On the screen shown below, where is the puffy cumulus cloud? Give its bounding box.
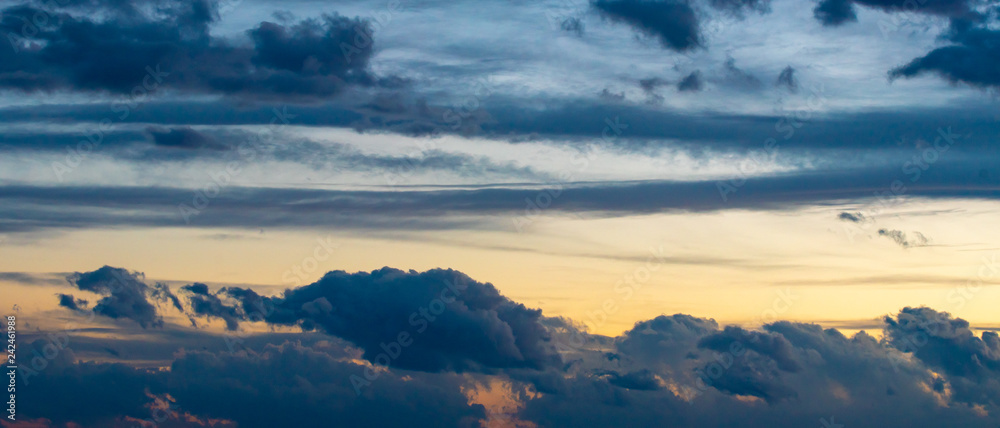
[883,307,1000,407]
[0,0,389,101]
[186,268,561,373]
[614,314,719,367]
[523,309,1000,427]
[16,266,1000,427]
[891,22,1000,89]
[62,266,182,328]
[593,0,702,51]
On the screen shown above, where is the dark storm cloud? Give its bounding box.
[64,266,182,328]
[593,0,702,51]
[676,70,703,91]
[813,0,858,26]
[890,22,1000,89]
[188,268,560,373]
[0,0,386,100]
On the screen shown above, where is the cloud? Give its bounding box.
[64,266,182,328]
[145,127,226,150]
[0,0,389,101]
[593,0,701,52]
[0,272,67,286]
[837,211,868,223]
[180,283,242,330]
[890,23,1000,89]
[878,229,930,248]
[813,0,857,26]
[776,65,798,93]
[603,369,662,390]
[561,16,586,35]
[15,339,485,428]
[187,268,561,373]
[720,56,762,90]
[676,70,703,92]
[0,153,997,234]
[16,266,1000,427]
[56,293,88,311]
[814,0,978,26]
[707,0,771,18]
[852,0,979,18]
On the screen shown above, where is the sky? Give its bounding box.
[1,0,1000,426]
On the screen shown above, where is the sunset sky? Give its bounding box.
[2,0,1000,426]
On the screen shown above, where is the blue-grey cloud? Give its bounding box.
[64,266,182,328]
[593,0,701,51]
[891,21,1000,89]
[0,0,390,100]
[813,0,857,26]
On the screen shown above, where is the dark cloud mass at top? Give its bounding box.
[891,22,1000,89]
[593,0,702,51]
[0,0,385,100]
